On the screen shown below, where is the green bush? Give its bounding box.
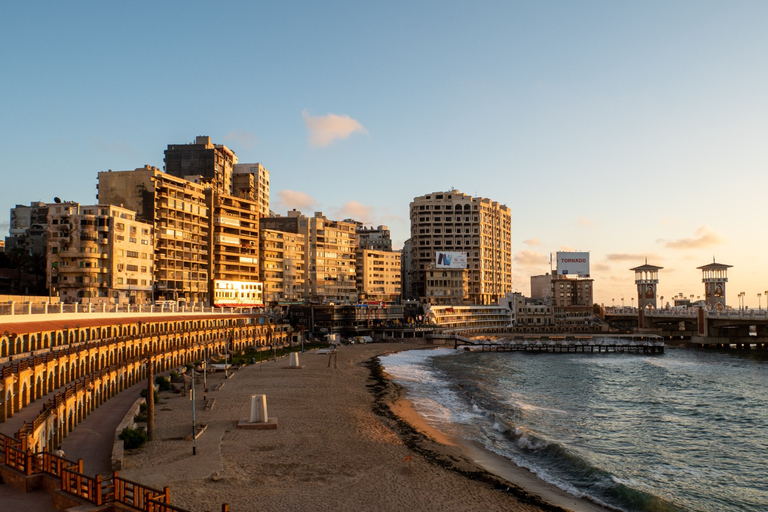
[134,403,148,422]
[120,427,148,450]
[155,375,172,391]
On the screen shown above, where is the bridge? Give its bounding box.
[605,307,768,347]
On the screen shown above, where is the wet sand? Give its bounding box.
[119,342,612,512]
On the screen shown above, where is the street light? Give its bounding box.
[759,293,762,311]
[190,365,197,455]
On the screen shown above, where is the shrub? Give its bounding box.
[134,403,148,422]
[155,375,172,391]
[120,427,148,450]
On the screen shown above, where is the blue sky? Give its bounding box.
[3,1,768,307]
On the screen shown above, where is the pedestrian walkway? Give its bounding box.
[0,376,156,512]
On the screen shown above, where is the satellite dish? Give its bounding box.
[54,197,62,203]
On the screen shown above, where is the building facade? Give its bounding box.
[164,136,237,195]
[5,201,49,256]
[355,249,401,303]
[423,264,468,305]
[260,228,306,304]
[47,203,153,305]
[207,191,262,307]
[233,163,270,217]
[530,273,553,302]
[261,211,357,303]
[408,189,512,305]
[551,276,594,327]
[355,225,393,251]
[97,166,209,304]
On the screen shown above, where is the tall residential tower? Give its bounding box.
[408,189,512,305]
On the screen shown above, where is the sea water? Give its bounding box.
[380,346,768,512]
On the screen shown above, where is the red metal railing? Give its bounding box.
[0,439,229,512]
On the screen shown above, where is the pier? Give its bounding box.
[427,333,664,354]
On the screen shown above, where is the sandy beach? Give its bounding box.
[119,342,612,512]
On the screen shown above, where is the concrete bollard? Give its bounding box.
[238,394,278,429]
[249,394,268,423]
[289,352,300,367]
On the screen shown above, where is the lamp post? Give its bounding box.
[225,329,233,379]
[759,293,762,311]
[144,351,154,442]
[190,365,196,455]
[660,295,664,310]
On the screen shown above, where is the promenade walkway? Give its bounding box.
[0,376,148,511]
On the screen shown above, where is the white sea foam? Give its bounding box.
[381,348,482,430]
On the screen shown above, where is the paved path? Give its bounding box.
[62,379,147,476]
[0,379,148,511]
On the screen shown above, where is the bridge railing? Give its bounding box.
[1,445,228,512]
[0,301,264,318]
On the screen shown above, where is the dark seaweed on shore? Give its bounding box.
[365,357,570,512]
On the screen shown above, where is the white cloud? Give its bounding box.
[522,238,541,246]
[333,201,375,223]
[275,190,317,213]
[606,253,662,262]
[302,110,368,147]
[514,250,549,267]
[661,226,724,249]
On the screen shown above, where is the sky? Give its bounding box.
[2,1,768,308]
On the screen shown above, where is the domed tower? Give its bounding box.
[697,258,732,310]
[630,260,663,309]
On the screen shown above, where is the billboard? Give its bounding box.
[556,251,590,277]
[435,251,467,269]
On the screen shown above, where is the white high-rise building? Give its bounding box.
[408,189,512,305]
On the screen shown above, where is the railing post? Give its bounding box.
[95,474,103,505]
[25,449,33,475]
[10,302,14,316]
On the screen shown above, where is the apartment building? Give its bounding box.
[530,273,553,302]
[356,249,401,303]
[355,224,393,251]
[551,276,595,327]
[5,201,49,256]
[424,264,468,305]
[233,163,270,217]
[207,191,262,307]
[97,166,209,304]
[47,203,153,305]
[164,136,237,195]
[408,189,512,305]
[260,228,306,304]
[262,210,357,303]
